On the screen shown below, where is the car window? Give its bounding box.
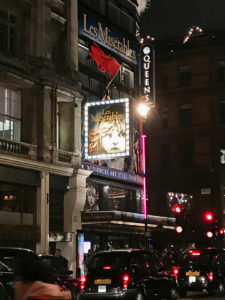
[130,252,143,267]
[181,250,214,267]
[0,249,37,271]
[88,252,130,270]
[0,260,12,272]
[142,252,162,272]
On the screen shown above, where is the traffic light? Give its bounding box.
[175,225,183,234]
[206,231,213,238]
[172,204,182,214]
[203,211,214,222]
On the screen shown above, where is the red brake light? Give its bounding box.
[208,272,213,281]
[172,267,179,277]
[80,276,86,290]
[103,265,111,270]
[122,274,130,289]
[191,250,201,256]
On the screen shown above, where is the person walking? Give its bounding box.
[55,249,69,270]
[13,256,71,300]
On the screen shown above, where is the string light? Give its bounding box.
[183,25,203,44]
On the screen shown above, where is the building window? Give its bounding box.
[0,84,21,141]
[179,143,195,168]
[179,66,191,86]
[160,145,171,169]
[179,104,192,127]
[0,183,36,225]
[218,61,225,81]
[121,11,133,33]
[161,73,168,88]
[220,101,225,123]
[161,108,168,128]
[220,149,225,164]
[78,43,89,67]
[0,9,19,56]
[108,2,120,25]
[121,67,134,88]
[91,0,105,15]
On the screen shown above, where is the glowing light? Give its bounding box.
[137,102,150,119]
[141,133,147,219]
[206,231,213,238]
[183,25,203,44]
[176,226,183,233]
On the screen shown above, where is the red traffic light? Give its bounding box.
[204,211,214,222]
[175,225,183,233]
[206,231,213,238]
[219,229,224,235]
[173,204,182,214]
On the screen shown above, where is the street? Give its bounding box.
[180,292,218,300]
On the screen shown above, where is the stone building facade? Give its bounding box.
[146,30,225,238]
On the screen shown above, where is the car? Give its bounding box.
[78,249,177,300]
[39,254,80,300]
[0,247,39,298]
[177,248,225,297]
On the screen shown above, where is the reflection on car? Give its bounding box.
[177,248,225,297]
[78,249,177,300]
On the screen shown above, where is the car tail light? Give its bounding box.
[172,267,179,277]
[208,272,213,281]
[80,276,86,290]
[103,265,111,270]
[190,250,201,256]
[122,274,130,289]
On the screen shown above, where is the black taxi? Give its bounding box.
[78,249,177,300]
[177,248,225,297]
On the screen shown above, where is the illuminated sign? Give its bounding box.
[79,8,138,64]
[82,163,143,185]
[84,98,129,159]
[140,43,155,106]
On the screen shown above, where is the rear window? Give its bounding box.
[88,252,130,270]
[181,250,216,266]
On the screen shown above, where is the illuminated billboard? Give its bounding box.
[84,98,129,159]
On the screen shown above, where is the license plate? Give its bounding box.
[186,271,200,276]
[95,279,111,284]
[98,285,106,293]
[189,276,196,283]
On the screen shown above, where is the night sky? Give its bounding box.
[140,0,225,39]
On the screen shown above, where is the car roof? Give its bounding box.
[0,247,35,253]
[93,249,145,254]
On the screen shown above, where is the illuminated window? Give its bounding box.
[179,66,191,86]
[0,9,19,56]
[179,104,192,127]
[220,149,225,164]
[0,85,21,141]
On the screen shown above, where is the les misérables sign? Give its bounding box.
[79,7,138,65]
[140,43,155,107]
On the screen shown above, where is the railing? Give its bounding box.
[0,138,37,159]
[52,148,81,166]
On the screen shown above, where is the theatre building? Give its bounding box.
[77,0,174,273]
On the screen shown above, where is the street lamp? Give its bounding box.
[137,101,150,248]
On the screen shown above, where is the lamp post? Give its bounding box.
[137,101,150,248]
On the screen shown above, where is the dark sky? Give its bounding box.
[140,0,225,39]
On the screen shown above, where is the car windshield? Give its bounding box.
[181,250,216,267]
[88,252,130,271]
[0,249,37,271]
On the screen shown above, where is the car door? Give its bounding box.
[142,251,171,297]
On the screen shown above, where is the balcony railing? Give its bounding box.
[0,138,37,160]
[52,148,81,166]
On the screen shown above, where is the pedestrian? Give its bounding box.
[13,256,71,300]
[55,248,69,270]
